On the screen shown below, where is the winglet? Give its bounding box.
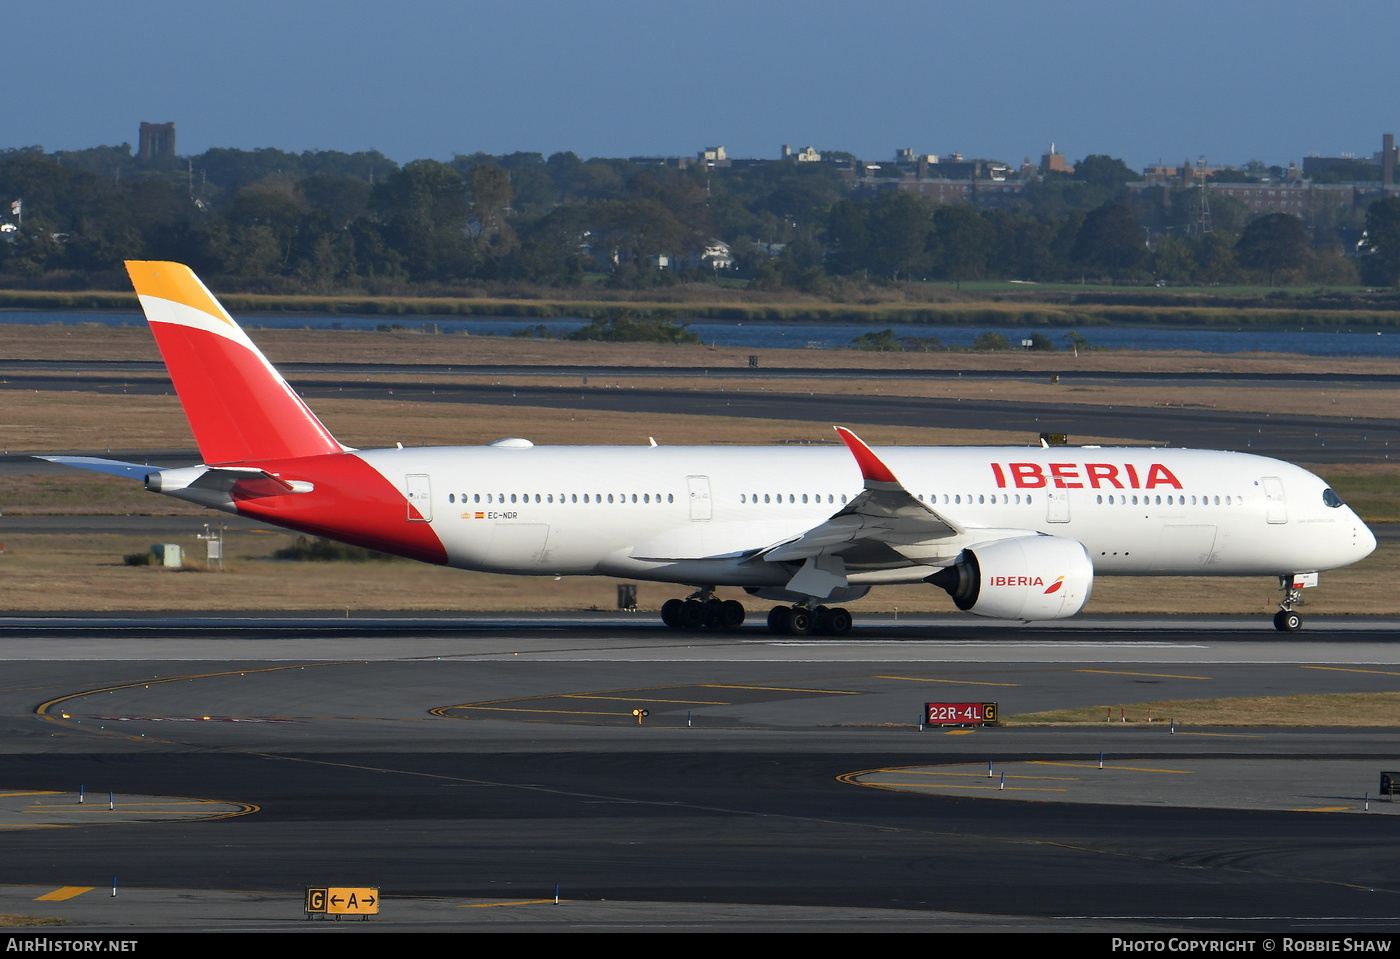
[835,427,900,485]
[125,261,344,465]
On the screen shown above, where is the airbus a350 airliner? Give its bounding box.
[48,261,1376,634]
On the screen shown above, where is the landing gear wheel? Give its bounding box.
[717,600,746,629]
[786,607,812,636]
[678,599,706,630]
[660,598,683,628]
[825,607,853,636]
[1273,609,1302,632]
[767,605,791,634]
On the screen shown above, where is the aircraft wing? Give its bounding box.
[747,428,965,596]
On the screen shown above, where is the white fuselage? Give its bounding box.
[348,443,1374,587]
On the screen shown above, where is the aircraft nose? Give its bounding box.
[1356,520,1378,560]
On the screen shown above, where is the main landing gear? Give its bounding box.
[765,604,853,637]
[660,589,745,631]
[658,590,855,636]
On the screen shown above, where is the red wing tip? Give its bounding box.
[834,427,899,484]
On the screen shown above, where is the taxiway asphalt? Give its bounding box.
[1,615,1399,932]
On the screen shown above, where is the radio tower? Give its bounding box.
[1192,155,1213,235]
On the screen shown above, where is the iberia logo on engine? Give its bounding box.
[987,575,1067,594]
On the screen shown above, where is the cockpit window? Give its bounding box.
[1322,488,1345,508]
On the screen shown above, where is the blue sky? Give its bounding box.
[11,1,1397,170]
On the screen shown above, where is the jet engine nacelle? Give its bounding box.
[927,535,1093,620]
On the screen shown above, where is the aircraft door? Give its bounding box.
[1262,477,1287,524]
[406,474,432,522]
[1046,489,1070,523]
[686,475,712,521]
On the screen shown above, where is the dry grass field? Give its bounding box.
[1007,692,1400,726]
[2,324,1396,615]
[0,530,1390,616]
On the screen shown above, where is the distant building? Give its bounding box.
[1302,154,1379,181]
[628,155,694,168]
[1040,144,1073,174]
[895,148,939,165]
[1202,182,1325,214]
[698,146,729,168]
[851,171,1026,208]
[701,240,733,270]
[1130,133,1400,222]
[1302,133,1398,185]
[138,122,176,160]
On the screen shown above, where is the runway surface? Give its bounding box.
[2,614,1400,932]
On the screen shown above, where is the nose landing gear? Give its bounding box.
[1273,573,1317,631]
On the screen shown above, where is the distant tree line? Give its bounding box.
[0,142,1393,294]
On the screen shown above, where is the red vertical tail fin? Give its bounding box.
[125,261,344,464]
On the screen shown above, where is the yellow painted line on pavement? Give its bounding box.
[459,899,558,908]
[35,887,93,901]
[702,684,858,694]
[0,791,61,798]
[877,675,1020,686]
[563,695,729,704]
[894,770,1081,781]
[460,706,628,717]
[1295,806,1352,813]
[876,782,1068,793]
[25,807,223,814]
[29,800,227,808]
[1303,666,1400,677]
[1029,761,1194,774]
[1075,669,1211,680]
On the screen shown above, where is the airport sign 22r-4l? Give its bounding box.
[924,703,997,726]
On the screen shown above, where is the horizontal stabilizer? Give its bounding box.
[147,465,314,498]
[40,455,161,479]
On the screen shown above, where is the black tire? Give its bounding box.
[678,599,706,630]
[826,607,853,636]
[767,605,791,634]
[1274,609,1303,632]
[787,607,812,636]
[660,598,683,628]
[718,600,746,629]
